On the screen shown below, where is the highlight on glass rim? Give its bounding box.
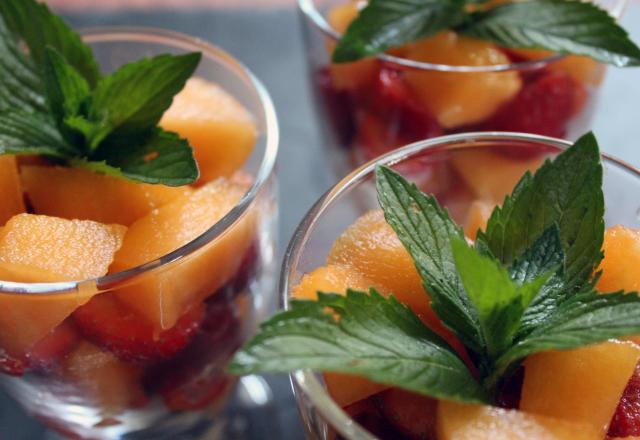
[0,0,638,439]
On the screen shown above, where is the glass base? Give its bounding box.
[42,375,280,440]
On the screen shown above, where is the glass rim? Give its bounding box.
[0,26,279,296]
[281,131,640,440]
[297,0,628,73]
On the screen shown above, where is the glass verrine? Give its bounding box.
[299,0,629,177]
[281,132,640,439]
[0,27,278,440]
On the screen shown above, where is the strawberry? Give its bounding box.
[609,361,640,437]
[354,67,441,161]
[376,388,438,440]
[0,321,80,376]
[0,348,24,376]
[145,293,244,411]
[482,70,585,139]
[316,67,357,146]
[73,294,205,364]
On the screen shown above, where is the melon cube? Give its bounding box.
[520,341,640,437]
[160,77,257,183]
[510,49,606,87]
[437,400,601,440]
[597,225,640,293]
[0,214,125,354]
[21,166,188,226]
[326,2,378,91]
[404,32,522,129]
[292,263,389,407]
[64,342,145,414]
[111,177,255,329]
[452,149,544,204]
[0,156,25,226]
[464,200,494,241]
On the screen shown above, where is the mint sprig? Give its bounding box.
[230,289,489,404]
[231,132,640,405]
[0,0,201,186]
[333,0,640,67]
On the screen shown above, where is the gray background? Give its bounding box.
[1,4,639,438]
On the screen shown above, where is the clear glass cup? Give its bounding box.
[280,132,640,439]
[0,27,279,439]
[298,0,629,177]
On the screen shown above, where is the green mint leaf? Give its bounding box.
[375,165,485,357]
[0,111,74,158]
[333,0,467,63]
[42,47,91,148]
[496,290,640,373]
[510,226,568,338]
[79,128,199,186]
[230,289,489,404]
[0,0,99,85]
[89,53,201,151]
[0,16,46,114]
[451,238,551,362]
[478,132,604,292]
[459,0,640,67]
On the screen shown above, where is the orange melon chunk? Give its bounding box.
[64,342,144,415]
[327,210,430,319]
[291,264,389,407]
[437,401,601,440]
[291,264,388,406]
[111,177,255,329]
[0,156,25,226]
[21,166,189,226]
[520,341,640,437]
[326,2,378,91]
[510,49,606,87]
[160,77,257,183]
[464,199,494,240]
[404,32,522,129]
[597,225,640,293]
[0,214,125,354]
[452,149,544,204]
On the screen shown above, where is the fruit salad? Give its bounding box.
[0,2,277,438]
[231,132,640,439]
[302,0,638,173]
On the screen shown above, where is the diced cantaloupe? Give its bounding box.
[64,342,145,414]
[464,199,494,240]
[452,149,544,204]
[0,156,25,226]
[510,49,606,87]
[404,32,522,129]
[520,341,640,437]
[0,214,125,354]
[111,177,255,329]
[21,166,189,226]
[292,264,389,406]
[437,400,601,440]
[597,225,640,293]
[291,263,376,300]
[326,209,470,365]
[326,2,378,90]
[160,78,257,183]
[327,210,430,318]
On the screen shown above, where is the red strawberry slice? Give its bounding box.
[482,70,585,139]
[0,321,80,376]
[73,294,205,364]
[376,388,438,440]
[609,361,640,437]
[354,67,442,161]
[316,67,357,146]
[0,349,24,376]
[144,294,244,411]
